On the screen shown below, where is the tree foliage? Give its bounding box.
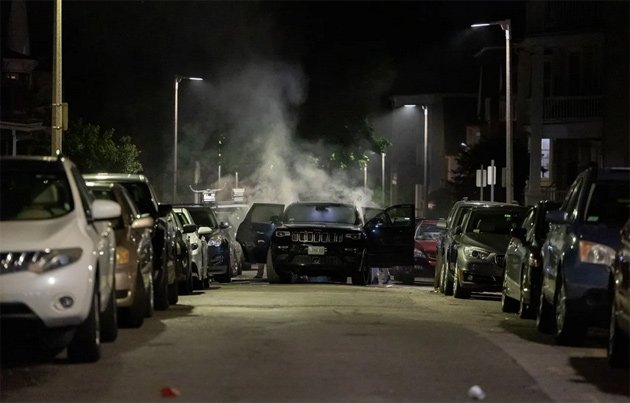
[63,119,143,173]
[327,117,391,171]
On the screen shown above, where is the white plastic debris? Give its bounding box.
[468,385,486,400]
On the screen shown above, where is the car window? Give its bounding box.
[118,182,157,217]
[583,180,630,225]
[562,176,582,221]
[251,205,285,224]
[187,208,218,228]
[175,211,191,225]
[1,168,73,221]
[283,204,358,225]
[415,221,443,240]
[466,210,526,235]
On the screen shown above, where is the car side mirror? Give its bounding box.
[198,226,212,236]
[131,216,154,230]
[436,220,447,229]
[182,223,197,234]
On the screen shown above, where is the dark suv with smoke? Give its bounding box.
[259,202,415,284]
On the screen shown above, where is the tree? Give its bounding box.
[327,117,391,173]
[63,119,143,173]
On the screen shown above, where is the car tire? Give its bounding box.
[536,286,555,333]
[554,276,586,345]
[168,278,179,305]
[443,263,454,296]
[100,280,118,342]
[608,298,629,368]
[145,274,154,318]
[453,272,470,299]
[67,292,100,363]
[437,259,446,293]
[154,265,170,311]
[266,250,282,284]
[351,250,371,286]
[120,270,146,328]
[519,268,534,319]
[179,267,194,295]
[501,274,519,313]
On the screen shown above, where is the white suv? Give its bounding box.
[0,156,121,363]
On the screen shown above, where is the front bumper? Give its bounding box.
[270,244,363,277]
[456,260,504,292]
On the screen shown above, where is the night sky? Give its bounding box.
[3,0,527,193]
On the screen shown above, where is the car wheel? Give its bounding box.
[145,274,154,318]
[437,259,446,293]
[536,285,554,333]
[214,251,233,283]
[501,274,519,313]
[168,277,179,305]
[179,266,194,295]
[266,250,282,284]
[67,292,100,363]
[443,263,454,296]
[351,250,371,286]
[120,270,146,328]
[554,277,586,345]
[608,298,629,368]
[153,265,170,311]
[518,268,534,319]
[453,271,470,299]
[100,280,118,342]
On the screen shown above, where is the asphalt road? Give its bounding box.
[1,269,628,402]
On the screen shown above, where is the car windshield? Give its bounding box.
[214,206,247,225]
[187,208,218,228]
[117,182,156,217]
[415,221,444,240]
[284,204,358,225]
[1,162,74,221]
[465,210,526,235]
[584,180,630,225]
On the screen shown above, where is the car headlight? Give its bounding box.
[116,246,130,266]
[27,248,83,273]
[345,233,361,240]
[207,236,223,247]
[579,240,615,266]
[275,230,291,238]
[463,247,491,260]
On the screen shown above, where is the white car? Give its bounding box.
[172,207,211,288]
[0,156,121,363]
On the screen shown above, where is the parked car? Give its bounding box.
[162,209,196,294]
[609,218,630,367]
[0,156,120,362]
[236,203,285,267]
[262,202,415,284]
[446,205,528,298]
[178,204,239,283]
[173,207,211,288]
[502,200,560,318]
[436,200,518,295]
[391,219,444,284]
[537,166,630,345]
[83,173,179,309]
[87,182,155,327]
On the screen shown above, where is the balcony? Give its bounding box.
[542,96,602,123]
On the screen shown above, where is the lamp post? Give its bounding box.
[471,19,513,203]
[381,152,386,206]
[173,75,203,202]
[422,105,429,217]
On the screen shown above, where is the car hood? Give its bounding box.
[458,232,511,253]
[281,223,363,232]
[0,213,89,251]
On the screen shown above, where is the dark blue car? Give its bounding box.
[537,166,630,345]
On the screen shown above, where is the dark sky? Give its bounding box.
[3,0,526,182]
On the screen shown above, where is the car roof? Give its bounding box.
[83,173,150,183]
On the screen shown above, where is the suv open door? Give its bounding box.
[236,203,284,264]
[364,204,415,268]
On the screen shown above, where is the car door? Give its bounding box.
[236,203,284,264]
[364,204,415,268]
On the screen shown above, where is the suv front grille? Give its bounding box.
[495,255,506,268]
[291,231,343,243]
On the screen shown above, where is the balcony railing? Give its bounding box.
[542,96,602,123]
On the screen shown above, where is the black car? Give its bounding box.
[501,200,560,318]
[446,205,528,299]
[609,217,630,367]
[262,202,415,285]
[537,166,629,345]
[84,174,179,309]
[236,203,285,266]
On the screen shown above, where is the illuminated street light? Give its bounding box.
[471,19,513,203]
[173,75,203,201]
[422,105,429,217]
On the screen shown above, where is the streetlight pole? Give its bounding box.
[471,19,513,203]
[422,105,429,217]
[173,75,203,202]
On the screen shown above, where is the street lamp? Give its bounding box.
[173,75,203,202]
[471,19,513,203]
[422,105,429,217]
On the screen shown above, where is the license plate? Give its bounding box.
[307,246,326,255]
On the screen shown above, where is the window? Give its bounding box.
[541,138,551,180]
